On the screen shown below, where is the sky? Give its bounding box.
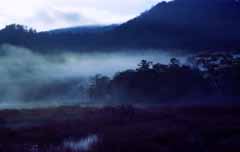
[0,0,169,31]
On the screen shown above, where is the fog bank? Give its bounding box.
[0,44,177,108]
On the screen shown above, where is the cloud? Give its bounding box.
[0,0,168,31]
[27,9,97,30]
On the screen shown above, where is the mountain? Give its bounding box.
[48,25,118,34]
[113,0,240,50]
[0,0,240,52]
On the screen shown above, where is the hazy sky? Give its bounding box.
[0,0,169,31]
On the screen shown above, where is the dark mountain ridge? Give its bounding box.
[0,0,240,53]
[115,0,240,50]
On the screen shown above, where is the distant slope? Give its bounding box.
[48,25,118,34]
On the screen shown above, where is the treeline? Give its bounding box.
[0,24,111,53]
[88,52,240,103]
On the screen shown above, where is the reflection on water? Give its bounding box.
[64,134,98,151]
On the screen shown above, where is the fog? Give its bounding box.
[0,44,177,109]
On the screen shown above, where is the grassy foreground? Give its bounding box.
[0,104,240,152]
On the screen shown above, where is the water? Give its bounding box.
[64,134,98,151]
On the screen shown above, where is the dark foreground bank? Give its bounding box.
[0,104,240,152]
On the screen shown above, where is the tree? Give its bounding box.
[170,58,181,67]
[137,60,153,72]
[187,52,239,94]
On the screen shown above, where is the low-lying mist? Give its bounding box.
[0,44,178,109]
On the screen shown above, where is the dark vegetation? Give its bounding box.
[1,49,238,104]
[0,105,240,152]
[11,51,240,103]
[88,52,240,103]
[1,0,240,52]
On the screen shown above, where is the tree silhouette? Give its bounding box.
[137,60,153,72]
